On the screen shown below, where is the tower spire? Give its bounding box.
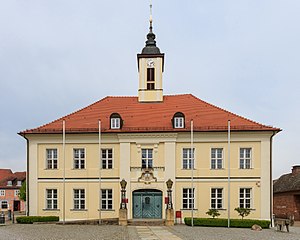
[141,0,160,54]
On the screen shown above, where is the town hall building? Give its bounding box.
[20,11,280,223]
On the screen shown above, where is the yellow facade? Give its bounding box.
[26,131,273,221]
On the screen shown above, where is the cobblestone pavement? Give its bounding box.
[1,224,300,240]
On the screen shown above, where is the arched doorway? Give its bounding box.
[132,189,162,219]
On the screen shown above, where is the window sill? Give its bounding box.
[210,168,224,170]
[181,168,196,170]
[98,209,115,212]
[180,209,198,211]
[72,169,86,170]
[44,168,58,170]
[70,209,88,211]
[239,168,253,170]
[43,209,60,211]
[212,208,227,211]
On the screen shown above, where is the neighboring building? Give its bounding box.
[19,13,280,222]
[0,169,26,212]
[273,165,300,220]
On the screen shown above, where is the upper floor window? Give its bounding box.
[182,148,194,169]
[73,148,85,169]
[101,189,113,210]
[7,181,12,186]
[211,148,223,169]
[239,188,252,209]
[211,188,223,209]
[142,149,153,169]
[102,149,113,169]
[74,189,85,210]
[17,181,22,186]
[0,190,5,196]
[182,188,194,209]
[1,200,8,209]
[172,112,185,129]
[46,189,58,209]
[15,190,20,197]
[46,149,58,169]
[240,148,252,169]
[110,113,122,129]
[147,68,155,90]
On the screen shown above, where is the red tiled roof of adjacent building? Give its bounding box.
[0,170,26,189]
[19,94,280,134]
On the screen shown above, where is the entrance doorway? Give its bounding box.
[14,200,20,211]
[133,189,162,219]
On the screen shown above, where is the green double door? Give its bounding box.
[133,190,162,219]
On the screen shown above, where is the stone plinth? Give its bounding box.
[119,209,128,226]
[165,208,174,226]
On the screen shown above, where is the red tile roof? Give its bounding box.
[20,94,280,134]
[0,170,26,188]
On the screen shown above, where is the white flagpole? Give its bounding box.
[227,120,231,228]
[98,120,102,225]
[191,120,194,227]
[62,120,66,224]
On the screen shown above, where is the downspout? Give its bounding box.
[21,134,29,216]
[270,131,276,226]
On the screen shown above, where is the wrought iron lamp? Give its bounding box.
[120,179,127,209]
[166,179,173,209]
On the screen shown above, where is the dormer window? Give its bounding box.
[7,181,12,186]
[110,113,123,129]
[172,112,185,129]
[17,181,22,186]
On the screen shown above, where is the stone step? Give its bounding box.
[128,219,165,226]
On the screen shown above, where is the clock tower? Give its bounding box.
[137,5,164,102]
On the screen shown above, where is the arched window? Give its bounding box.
[110,113,123,129]
[172,112,185,129]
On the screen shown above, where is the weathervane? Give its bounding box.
[149,0,153,32]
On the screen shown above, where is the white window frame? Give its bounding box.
[182,188,195,209]
[7,181,12,186]
[17,181,22,186]
[101,149,113,169]
[15,190,20,197]
[101,189,113,210]
[111,118,120,129]
[211,188,223,209]
[73,148,85,169]
[1,200,8,209]
[239,188,252,209]
[211,148,223,169]
[46,148,58,169]
[182,148,195,169]
[174,117,184,128]
[46,189,58,209]
[240,148,252,169]
[0,190,5,196]
[141,149,153,169]
[73,189,85,210]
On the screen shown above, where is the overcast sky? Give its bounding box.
[0,0,299,179]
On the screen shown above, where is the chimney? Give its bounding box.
[292,165,300,175]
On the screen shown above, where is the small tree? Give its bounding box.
[234,207,251,219]
[18,181,26,201]
[206,209,220,219]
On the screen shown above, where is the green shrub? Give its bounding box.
[206,209,221,218]
[234,207,251,219]
[184,218,270,229]
[16,216,59,224]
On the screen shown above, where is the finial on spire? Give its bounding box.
[149,0,153,32]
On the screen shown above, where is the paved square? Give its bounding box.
[1,224,300,240]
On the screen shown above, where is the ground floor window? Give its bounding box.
[74,189,85,210]
[1,200,8,209]
[239,188,252,208]
[182,188,194,209]
[46,189,58,209]
[211,188,223,209]
[101,189,113,210]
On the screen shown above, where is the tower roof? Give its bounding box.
[141,2,161,54]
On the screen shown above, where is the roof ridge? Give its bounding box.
[189,94,278,129]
